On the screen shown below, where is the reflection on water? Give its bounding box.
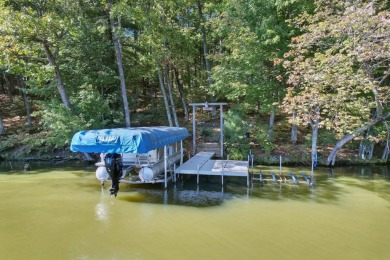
[0,162,389,259]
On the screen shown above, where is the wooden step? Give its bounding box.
[197,143,221,157]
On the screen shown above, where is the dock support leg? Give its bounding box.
[192,105,196,156]
[220,104,224,158]
[221,172,224,186]
[173,164,176,183]
[164,145,167,189]
[180,140,184,165]
[197,164,200,185]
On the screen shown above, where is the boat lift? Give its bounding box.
[70,126,190,196]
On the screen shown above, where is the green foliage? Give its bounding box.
[252,122,275,156]
[1,0,387,162]
[223,107,251,160]
[224,107,251,143]
[226,147,246,161]
[318,129,337,146]
[305,129,338,147]
[200,127,212,138]
[208,0,311,113]
[282,0,390,138]
[33,86,111,148]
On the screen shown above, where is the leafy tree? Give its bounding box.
[281,0,390,165]
[223,107,251,160]
[107,0,131,127]
[208,0,313,141]
[0,0,130,150]
[0,0,80,110]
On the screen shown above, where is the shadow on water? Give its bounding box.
[116,174,339,207]
[119,176,232,207]
[0,160,95,176]
[117,165,390,207]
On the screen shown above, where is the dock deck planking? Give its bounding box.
[175,151,249,186]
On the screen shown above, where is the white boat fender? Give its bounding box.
[96,166,109,185]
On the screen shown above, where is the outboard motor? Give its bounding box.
[104,153,122,197]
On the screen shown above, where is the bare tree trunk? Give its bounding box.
[156,63,173,127]
[164,64,179,127]
[107,0,131,127]
[17,76,32,127]
[173,67,189,120]
[197,1,212,87]
[327,111,390,166]
[42,42,72,111]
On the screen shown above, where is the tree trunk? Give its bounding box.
[268,107,275,140]
[197,1,212,87]
[359,139,374,160]
[327,133,356,166]
[164,64,179,127]
[372,86,383,117]
[156,63,173,127]
[149,80,156,116]
[17,76,32,127]
[3,73,13,104]
[327,111,390,166]
[310,108,320,167]
[0,76,5,94]
[382,121,389,160]
[173,67,189,120]
[42,42,72,111]
[0,116,4,134]
[291,109,298,143]
[358,139,364,158]
[108,0,131,127]
[186,64,192,90]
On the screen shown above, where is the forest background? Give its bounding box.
[0,0,389,166]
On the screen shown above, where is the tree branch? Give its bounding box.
[327,111,390,166]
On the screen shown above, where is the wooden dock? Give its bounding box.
[174,152,250,186]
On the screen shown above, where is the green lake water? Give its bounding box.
[0,162,389,260]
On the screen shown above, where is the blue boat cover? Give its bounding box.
[70,126,189,154]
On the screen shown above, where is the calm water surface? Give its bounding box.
[0,162,389,260]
